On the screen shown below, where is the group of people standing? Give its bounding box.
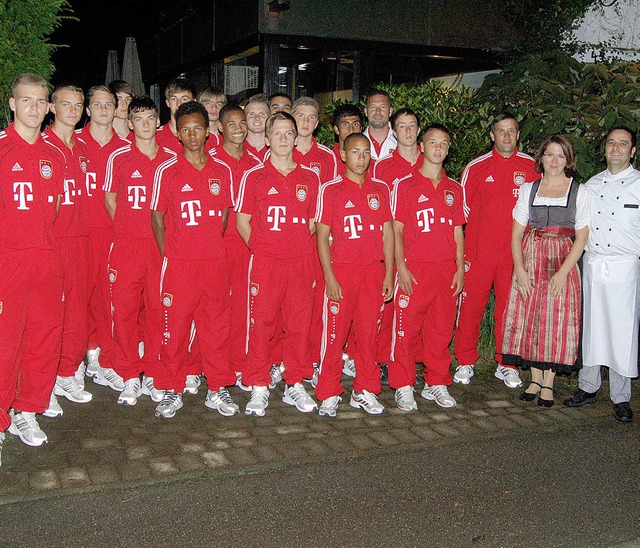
[0,71,637,468]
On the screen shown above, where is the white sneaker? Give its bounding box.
[154,390,183,419]
[245,386,270,417]
[319,395,341,418]
[55,375,93,403]
[453,364,475,385]
[283,382,318,413]
[269,363,283,389]
[8,411,47,446]
[140,376,165,402]
[205,388,240,416]
[342,357,356,378]
[43,392,64,418]
[93,366,125,391]
[350,390,385,415]
[395,385,418,412]
[235,372,252,392]
[421,384,457,408]
[118,378,141,406]
[183,375,201,395]
[495,365,523,388]
[86,348,100,377]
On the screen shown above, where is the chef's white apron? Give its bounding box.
[582,252,640,377]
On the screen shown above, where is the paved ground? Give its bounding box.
[1,364,635,506]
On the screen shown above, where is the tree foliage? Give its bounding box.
[477,52,640,181]
[0,0,72,127]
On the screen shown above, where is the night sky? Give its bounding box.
[50,0,178,90]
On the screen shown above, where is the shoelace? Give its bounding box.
[396,386,414,401]
[250,389,269,405]
[358,391,379,405]
[217,388,234,404]
[288,386,308,402]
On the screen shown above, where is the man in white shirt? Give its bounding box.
[363,89,396,164]
[564,126,639,423]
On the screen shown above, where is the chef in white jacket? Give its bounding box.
[564,126,639,422]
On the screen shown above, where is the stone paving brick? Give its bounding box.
[301,439,333,456]
[231,438,257,448]
[388,428,420,444]
[542,409,572,421]
[207,440,232,451]
[447,420,483,436]
[486,415,519,431]
[149,458,180,475]
[81,438,119,450]
[410,425,444,441]
[274,425,309,436]
[346,433,379,451]
[431,423,463,438]
[363,417,387,428]
[385,415,414,428]
[323,436,355,454]
[407,414,432,425]
[58,466,92,488]
[86,464,120,484]
[29,469,61,490]
[469,409,490,417]
[508,413,540,428]
[366,430,401,447]
[428,412,453,422]
[473,418,499,431]
[127,445,152,460]
[485,400,513,409]
[181,442,207,454]
[225,448,260,467]
[202,451,232,468]
[251,445,283,462]
[556,407,591,420]
[117,460,153,481]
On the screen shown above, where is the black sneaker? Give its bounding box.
[563,388,597,407]
[613,402,633,423]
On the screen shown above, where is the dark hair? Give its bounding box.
[218,104,245,123]
[164,78,197,101]
[174,101,208,128]
[343,132,370,151]
[128,95,158,118]
[365,88,391,105]
[265,111,298,136]
[490,112,519,133]
[108,80,133,97]
[606,125,637,150]
[268,92,292,105]
[391,108,419,131]
[332,103,364,129]
[534,134,577,177]
[423,123,450,139]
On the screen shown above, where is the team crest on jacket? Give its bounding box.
[368,194,380,210]
[444,190,455,206]
[398,295,410,308]
[329,301,340,315]
[296,184,308,202]
[209,179,221,195]
[40,160,53,179]
[162,293,173,307]
[514,172,526,186]
[80,157,87,173]
[108,269,117,283]
[250,282,259,297]
[309,162,321,175]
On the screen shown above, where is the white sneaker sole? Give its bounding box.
[282,394,318,413]
[318,407,337,418]
[421,390,456,408]
[245,407,267,417]
[204,400,239,416]
[117,395,139,406]
[43,408,63,418]
[453,376,471,385]
[396,402,418,412]
[154,401,183,419]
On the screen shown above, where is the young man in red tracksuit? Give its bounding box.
[105,96,176,406]
[0,74,65,456]
[197,86,226,150]
[236,112,319,417]
[79,85,130,388]
[390,124,465,410]
[373,108,424,380]
[453,113,537,388]
[155,78,197,153]
[211,104,261,387]
[292,96,339,381]
[243,94,270,163]
[314,133,394,417]
[44,84,93,415]
[151,101,238,419]
[332,104,364,177]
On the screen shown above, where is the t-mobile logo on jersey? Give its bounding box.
[127,186,147,209]
[416,208,435,232]
[13,182,34,210]
[61,179,77,205]
[85,171,97,196]
[267,205,286,231]
[343,214,363,239]
[512,188,520,198]
[181,200,202,226]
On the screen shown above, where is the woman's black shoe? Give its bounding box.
[538,385,554,407]
[519,381,542,402]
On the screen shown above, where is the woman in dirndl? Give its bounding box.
[501,134,590,407]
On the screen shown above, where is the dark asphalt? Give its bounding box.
[0,418,637,547]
